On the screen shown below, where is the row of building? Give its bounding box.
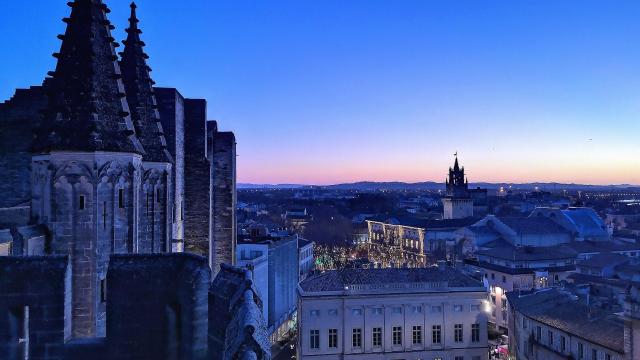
[342,157,640,359]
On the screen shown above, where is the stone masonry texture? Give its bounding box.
[183,99,211,254]
[0,87,47,208]
[208,122,237,275]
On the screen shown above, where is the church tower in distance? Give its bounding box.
[442,155,474,219]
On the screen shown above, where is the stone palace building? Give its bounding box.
[297,265,489,360]
[0,1,266,359]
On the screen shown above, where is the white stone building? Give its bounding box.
[237,234,299,342]
[506,288,640,360]
[297,266,489,360]
[299,237,315,281]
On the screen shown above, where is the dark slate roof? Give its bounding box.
[477,241,576,261]
[119,2,172,163]
[466,258,575,275]
[35,0,144,154]
[506,289,625,353]
[562,208,608,238]
[614,262,640,277]
[567,273,636,289]
[469,225,501,237]
[0,230,12,244]
[576,253,629,270]
[424,217,480,230]
[16,224,49,239]
[499,217,569,235]
[560,240,640,254]
[368,216,479,230]
[300,267,482,292]
[298,237,313,249]
[287,214,311,220]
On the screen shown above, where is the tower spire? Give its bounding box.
[120,1,173,163]
[35,0,144,154]
[453,152,460,172]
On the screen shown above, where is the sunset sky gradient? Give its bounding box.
[1,0,639,185]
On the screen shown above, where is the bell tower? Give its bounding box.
[442,154,474,219]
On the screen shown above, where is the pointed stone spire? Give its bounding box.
[35,0,144,154]
[453,155,460,172]
[119,2,173,163]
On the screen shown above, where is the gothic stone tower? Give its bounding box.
[29,0,166,338]
[442,155,474,219]
[120,2,173,253]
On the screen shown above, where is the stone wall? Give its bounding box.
[0,256,70,360]
[0,87,47,209]
[208,121,237,274]
[31,153,144,338]
[106,253,210,360]
[155,87,185,251]
[183,99,211,255]
[0,255,270,360]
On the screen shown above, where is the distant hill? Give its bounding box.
[238,181,640,191]
[237,183,307,189]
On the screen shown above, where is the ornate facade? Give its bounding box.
[367,220,426,268]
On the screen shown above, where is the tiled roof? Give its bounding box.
[567,273,636,289]
[0,229,12,244]
[300,267,482,292]
[561,240,640,254]
[368,216,479,230]
[478,241,575,261]
[506,289,625,354]
[499,217,569,235]
[469,225,501,237]
[562,208,608,237]
[466,259,575,275]
[424,218,480,229]
[16,224,48,239]
[576,253,629,270]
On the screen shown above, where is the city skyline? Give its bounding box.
[2,0,639,185]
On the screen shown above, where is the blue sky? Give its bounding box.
[1,1,639,184]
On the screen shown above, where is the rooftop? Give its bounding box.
[424,217,480,230]
[561,240,640,254]
[237,234,297,246]
[567,273,636,289]
[562,208,608,237]
[300,266,483,293]
[506,289,625,354]
[477,241,576,262]
[576,252,630,270]
[298,237,314,249]
[368,216,479,230]
[499,217,569,235]
[466,258,575,275]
